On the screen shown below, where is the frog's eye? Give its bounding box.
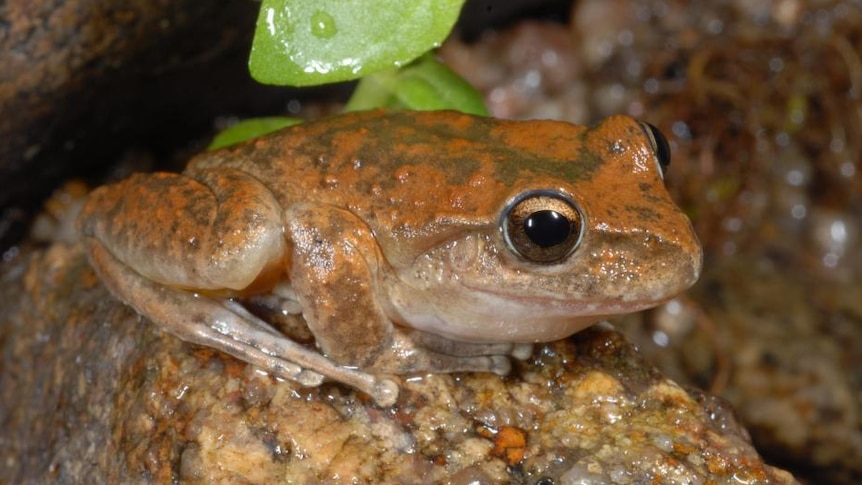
[639,121,671,178]
[502,192,584,264]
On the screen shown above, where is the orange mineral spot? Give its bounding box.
[490,426,527,466]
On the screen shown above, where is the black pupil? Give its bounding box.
[523,210,571,248]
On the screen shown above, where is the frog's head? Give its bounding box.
[389,116,702,343]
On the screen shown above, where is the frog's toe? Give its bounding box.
[370,378,400,407]
[489,355,513,376]
[295,369,325,387]
[511,343,534,360]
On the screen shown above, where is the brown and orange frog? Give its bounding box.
[77,110,702,406]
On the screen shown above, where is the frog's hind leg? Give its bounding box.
[77,170,288,294]
[77,167,403,406]
[84,240,400,406]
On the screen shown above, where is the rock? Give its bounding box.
[624,257,862,485]
[0,0,293,213]
[0,243,798,484]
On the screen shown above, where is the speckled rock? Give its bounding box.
[0,243,798,484]
[622,257,862,485]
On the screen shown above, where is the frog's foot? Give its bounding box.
[85,242,400,407]
[406,330,534,362]
[363,328,520,377]
[206,300,400,406]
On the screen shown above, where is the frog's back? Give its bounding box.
[186,110,594,216]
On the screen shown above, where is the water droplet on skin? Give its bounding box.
[310,10,337,39]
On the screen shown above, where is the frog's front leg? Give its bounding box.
[285,203,519,376]
[78,169,398,406]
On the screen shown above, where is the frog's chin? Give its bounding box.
[401,309,603,343]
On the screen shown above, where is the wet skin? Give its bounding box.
[78,110,702,406]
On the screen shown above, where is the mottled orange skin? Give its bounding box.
[77,109,701,406]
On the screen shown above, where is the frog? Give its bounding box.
[77,109,702,406]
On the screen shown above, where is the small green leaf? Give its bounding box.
[250,0,466,86]
[345,55,488,115]
[209,117,303,150]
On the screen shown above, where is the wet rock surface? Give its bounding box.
[0,244,797,484]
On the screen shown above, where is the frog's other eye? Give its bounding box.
[502,192,584,264]
[639,121,671,178]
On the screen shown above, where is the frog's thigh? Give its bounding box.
[83,239,400,406]
[285,204,513,375]
[79,169,286,292]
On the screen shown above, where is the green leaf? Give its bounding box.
[208,117,303,150]
[345,55,487,115]
[249,0,466,86]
